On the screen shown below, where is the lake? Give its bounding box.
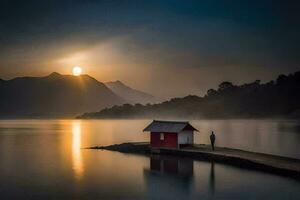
[0,119,300,199]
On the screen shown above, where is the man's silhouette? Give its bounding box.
[210,131,216,151]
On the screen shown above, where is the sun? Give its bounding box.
[72,66,82,76]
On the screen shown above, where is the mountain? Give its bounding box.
[105,80,158,104]
[79,71,300,119]
[0,72,125,117]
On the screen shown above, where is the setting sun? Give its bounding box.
[72,66,82,76]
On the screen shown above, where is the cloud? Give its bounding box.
[0,0,299,97]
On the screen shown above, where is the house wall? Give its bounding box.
[151,132,178,148]
[178,131,194,145]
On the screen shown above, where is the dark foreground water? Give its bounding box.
[0,119,300,199]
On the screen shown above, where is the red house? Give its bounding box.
[143,120,198,149]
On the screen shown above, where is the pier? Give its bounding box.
[88,142,300,180]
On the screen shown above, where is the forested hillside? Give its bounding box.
[79,71,300,119]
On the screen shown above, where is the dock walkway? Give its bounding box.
[88,142,300,179]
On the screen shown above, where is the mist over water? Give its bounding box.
[0,119,300,199]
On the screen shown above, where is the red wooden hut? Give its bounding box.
[143,120,198,149]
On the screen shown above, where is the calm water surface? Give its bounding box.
[0,119,300,199]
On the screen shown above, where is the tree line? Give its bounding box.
[79,71,300,119]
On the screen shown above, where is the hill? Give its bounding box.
[79,71,300,119]
[0,72,125,117]
[105,80,158,104]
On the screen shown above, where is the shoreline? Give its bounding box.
[87,142,300,180]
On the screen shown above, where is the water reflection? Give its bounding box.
[143,155,219,199]
[144,155,194,199]
[209,162,215,197]
[1,119,300,199]
[72,121,84,179]
[149,155,194,177]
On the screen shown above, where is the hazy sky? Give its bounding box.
[0,0,299,98]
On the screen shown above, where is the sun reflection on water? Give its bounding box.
[72,121,84,180]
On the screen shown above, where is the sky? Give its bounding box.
[0,0,299,98]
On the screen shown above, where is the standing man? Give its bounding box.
[210,131,216,151]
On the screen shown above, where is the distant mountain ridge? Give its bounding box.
[79,71,300,119]
[0,72,125,117]
[105,80,158,104]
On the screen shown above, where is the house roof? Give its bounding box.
[143,120,198,133]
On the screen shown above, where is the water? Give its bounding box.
[0,119,300,199]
